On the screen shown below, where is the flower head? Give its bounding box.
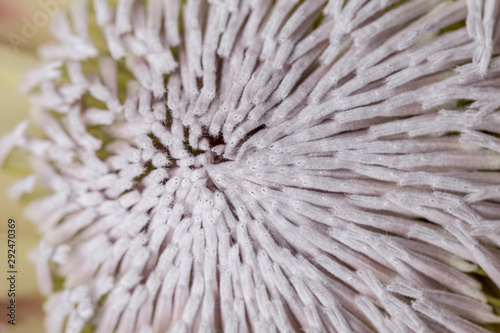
[2,0,500,332]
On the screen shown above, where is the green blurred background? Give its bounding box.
[0,0,60,331]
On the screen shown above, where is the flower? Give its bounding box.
[0,25,47,333]
[2,0,500,332]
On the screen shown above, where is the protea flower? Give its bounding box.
[2,0,500,332]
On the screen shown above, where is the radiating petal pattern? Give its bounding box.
[2,0,500,332]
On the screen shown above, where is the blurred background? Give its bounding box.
[0,0,61,331]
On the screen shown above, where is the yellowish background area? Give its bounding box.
[0,0,59,331]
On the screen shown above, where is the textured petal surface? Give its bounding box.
[2,0,500,332]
